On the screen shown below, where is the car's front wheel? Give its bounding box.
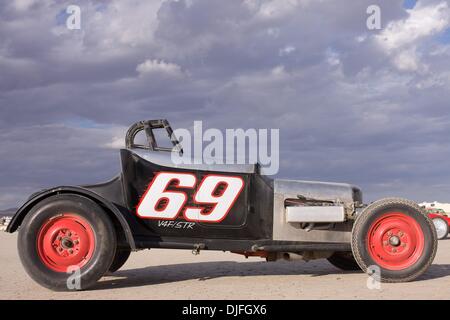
[432,217,449,240]
[351,198,437,283]
[18,194,116,291]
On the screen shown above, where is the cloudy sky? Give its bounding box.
[1,0,450,209]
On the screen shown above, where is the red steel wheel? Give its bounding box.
[366,212,424,271]
[37,214,95,272]
[352,198,437,282]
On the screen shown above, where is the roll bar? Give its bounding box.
[125,119,183,154]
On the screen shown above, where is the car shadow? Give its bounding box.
[418,264,450,281]
[92,260,361,291]
[91,260,450,291]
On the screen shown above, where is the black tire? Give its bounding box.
[327,252,361,271]
[108,248,131,273]
[432,217,449,240]
[352,198,437,283]
[18,194,116,291]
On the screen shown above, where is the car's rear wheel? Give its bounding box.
[327,252,361,271]
[18,194,116,291]
[432,217,449,240]
[351,198,437,283]
[108,248,131,273]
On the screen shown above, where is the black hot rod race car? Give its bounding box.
[7,120,437,290]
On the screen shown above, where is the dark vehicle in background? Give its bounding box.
[6,120,438,290]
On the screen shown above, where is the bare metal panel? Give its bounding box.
[286,206,345,223]
[273,180,357,243]
[275,179,359,203]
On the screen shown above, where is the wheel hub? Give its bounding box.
[388,235,401,247]
[37,214,95,273]
[367,212,425,271]
[61,237,74,250]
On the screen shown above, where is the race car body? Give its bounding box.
[6,120,438,290]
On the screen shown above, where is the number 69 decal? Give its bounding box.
[136,172,244,223]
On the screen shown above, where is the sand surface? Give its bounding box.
[1,231,450,300]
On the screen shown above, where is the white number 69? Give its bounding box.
[137,172,244,223]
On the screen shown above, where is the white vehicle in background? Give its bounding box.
[419,202,450,240]
[419,202,450,213]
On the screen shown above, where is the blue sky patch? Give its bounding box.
[55,8,69,26]
[403,0,417,9]
[64,118,106,129]
[436,28,450,44]
[95,3,108,12]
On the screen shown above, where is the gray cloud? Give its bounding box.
[1,0,450,208]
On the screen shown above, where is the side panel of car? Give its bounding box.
[119,149,274,242]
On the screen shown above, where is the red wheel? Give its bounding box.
[367,212,424,271]
[18,195,117,291]
[37,214,95,272]
[352,198,437,282]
